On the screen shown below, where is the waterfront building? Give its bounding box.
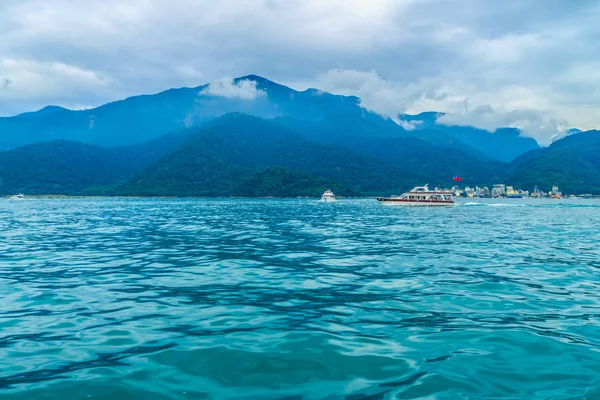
[451,186,464,197]
[492,184,506,197]
[474,186,491,197]
[518,189,530,197]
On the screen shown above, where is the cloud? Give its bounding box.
[0,0,599,142]
[438,106,569,145]
[0,58,111,111]
[314,68,450,122]
[399,120,418,131]
[199,78,266,100]
[313,68,577,143]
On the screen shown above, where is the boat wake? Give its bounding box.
[461,201,600,208]
[462,202,523,207]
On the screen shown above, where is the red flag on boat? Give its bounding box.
[453,175,462,182]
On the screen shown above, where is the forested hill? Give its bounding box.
[0,113,594,197]
[0,113,506,197]
[0,128,192,195]
[502,130,600,194]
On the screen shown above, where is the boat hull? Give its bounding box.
[320,198,336,202]
[377,198,454,206]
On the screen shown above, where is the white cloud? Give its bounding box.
[313,68,574,144]
[438,106,568,145]
[0,0,599,143]
[0,58,112,111]
[199,78,266,100]
[315,68,448,121]
[464,34,541,65]
[399,120,420,131]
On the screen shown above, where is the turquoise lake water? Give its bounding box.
[1,198,600,399]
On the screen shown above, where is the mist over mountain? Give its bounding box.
[551,128,583,143]
[0,75,366,150]
[399,112,540,162]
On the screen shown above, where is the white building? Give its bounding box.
[492,184,506,197]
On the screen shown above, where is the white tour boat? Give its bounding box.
[9,194,24,200]
[320,189,336,202]
[377,185,454,206]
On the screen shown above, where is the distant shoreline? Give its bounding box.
[3,195,599,200]
[2,195,378,199]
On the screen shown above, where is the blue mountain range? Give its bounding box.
[1,75,538,161]
[0,75,595,196]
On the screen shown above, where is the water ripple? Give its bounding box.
[1,198,600,399]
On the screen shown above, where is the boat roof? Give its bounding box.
[408,185,451,193]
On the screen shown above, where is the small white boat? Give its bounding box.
[9,194,24,200]
[377,185,454,206]
[320,189,336,202]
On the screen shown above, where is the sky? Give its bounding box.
[1,0,599,144]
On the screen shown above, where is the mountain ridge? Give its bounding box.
[0,116,597,196]
[1,75,548,163]
[399,112,540,162]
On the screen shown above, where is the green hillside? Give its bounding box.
[1,113,594,197]
[275,114,504,187]
[0,140,127,195]
[0,129,192,196]
[119,113,421,196]
[503,130,600,194]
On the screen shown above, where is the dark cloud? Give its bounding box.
[0,0,598,141]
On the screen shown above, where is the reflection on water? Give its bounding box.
[1,198,600,399]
